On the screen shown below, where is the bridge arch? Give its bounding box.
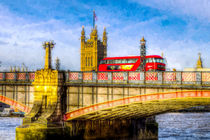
[64,90,210,121]
[0,95,31,113]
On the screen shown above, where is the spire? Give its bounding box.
[81,26,85,36]
[13,66,16,72]
[17,67,20,72]
[93,10,97,29]
[103,27,107,46]
[81,26,85,41]
[196,53,203,69]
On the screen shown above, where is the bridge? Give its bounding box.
[1,70,210,113]
[0,41,209,139]
[0,70,209,139]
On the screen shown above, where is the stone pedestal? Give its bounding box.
[16,69,66,140]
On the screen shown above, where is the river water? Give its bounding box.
[0,113,209,140]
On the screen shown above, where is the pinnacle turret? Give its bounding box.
[103,27,107,46]
[196,53,203,69]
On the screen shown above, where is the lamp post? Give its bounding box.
[140,37,146,71]
[42,41,55,69]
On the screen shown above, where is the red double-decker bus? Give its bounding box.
[98,55,165,71]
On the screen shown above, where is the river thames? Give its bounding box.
[0,113,209,140]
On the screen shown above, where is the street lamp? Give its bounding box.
[140,37,146,71]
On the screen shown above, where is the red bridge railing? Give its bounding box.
[0,72,35,82]
[0,71,209,86]
[66,71,210,86]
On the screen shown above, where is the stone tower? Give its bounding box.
[80,25,107,71]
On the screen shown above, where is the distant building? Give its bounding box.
[80,25,107,71]
[184,53,210,71]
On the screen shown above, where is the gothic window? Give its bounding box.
[85,57,87,66]
[91,56,92,66]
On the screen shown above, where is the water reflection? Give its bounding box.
[156,113,210,139]
[0,113,210,140]
[0,117,22,140]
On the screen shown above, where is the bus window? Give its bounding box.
[100,60,106,64]
[159,59,162,63]
[121,59,127,63]
[156,58,164,63]
[107,60,113,64]
[148,58,152,63]
[115,59,122,64]
[127,59,137,63]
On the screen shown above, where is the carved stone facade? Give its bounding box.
[16,42,66,140]
[80,26,107,71]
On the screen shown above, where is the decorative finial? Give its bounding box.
[81,26,85,36]
[196,52,203,69]
[103,27,106,34]
[140,36,146,43]
[13,66,16,72]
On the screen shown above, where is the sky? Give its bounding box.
[0,0,210,71]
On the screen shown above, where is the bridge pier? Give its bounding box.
[64,117,158,140]
[16,68,67,140]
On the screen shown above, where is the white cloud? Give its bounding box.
[0,5,82,71]
[0,2,210,72]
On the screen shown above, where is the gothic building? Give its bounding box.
[80,25,107,71]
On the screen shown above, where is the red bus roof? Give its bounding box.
[102,55,163,60]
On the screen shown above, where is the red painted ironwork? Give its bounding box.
[69,72,79,80]
[202,72,210,82]
[113,72,124,81]
[163,72,176,81]
[6,73,15,80]
[17,73,26,80]
[97,72,108,80]
[128,72,140,81]
[182,72,196,82]
[0,73,3,80]
[29,73,35,80]
[145,72,158,81]
[64,90,210,121]
[83,72,92,81]
[0,95,31,113]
